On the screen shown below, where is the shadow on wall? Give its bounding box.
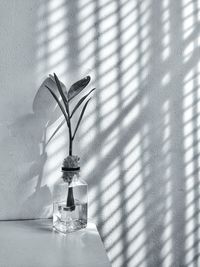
[35,0,200,266]
[0,0,199,266]
[73,0,199,266]
[3,78,62,219]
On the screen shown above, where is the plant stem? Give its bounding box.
[68,123,73,156]
[65,101,75,210]
[66,101,73,156]
[67,186,75,210]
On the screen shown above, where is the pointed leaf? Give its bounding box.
[49,74,67,95]
[68,76,91,102]
[72,98,91,140]
[46,119,65,145]
[45,85,69,127]
[70,88,95,118]
[53,73,70,117]
[53,73,68,103]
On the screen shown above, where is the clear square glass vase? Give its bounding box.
[53,169,88,234]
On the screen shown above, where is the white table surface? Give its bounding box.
[0,219,111,267]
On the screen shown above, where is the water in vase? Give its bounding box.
[53,181,88,234]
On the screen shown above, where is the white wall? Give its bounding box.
[0,0,199,266]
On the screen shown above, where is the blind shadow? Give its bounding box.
[35,0,200,266]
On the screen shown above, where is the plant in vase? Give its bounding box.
[45,73,95,233]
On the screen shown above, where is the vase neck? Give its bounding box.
[62,169,80,183]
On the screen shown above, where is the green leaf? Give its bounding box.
[70,88,95,118]
[46,119,65,145]
[45,85,69,127]
[49,74,67,96]
[53,73,68,103]
[72,98,91,140]
[68,76,91,102]
[53,73,71,118]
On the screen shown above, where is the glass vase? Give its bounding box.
[53,168,88,234]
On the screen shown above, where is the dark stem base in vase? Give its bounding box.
[53,169,88,234]
[53,200,87,233]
